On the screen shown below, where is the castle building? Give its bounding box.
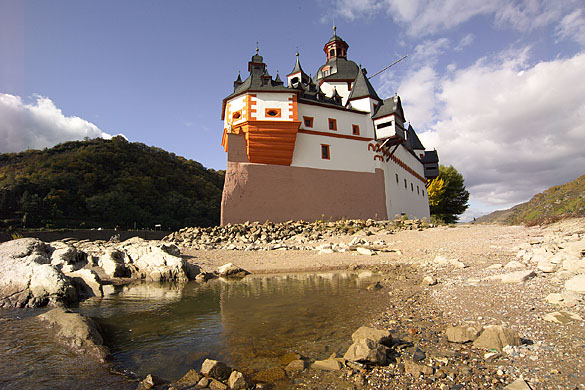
[220,30,439,225]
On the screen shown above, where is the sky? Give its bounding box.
[1,0,584,221]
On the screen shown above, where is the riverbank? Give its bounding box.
[179,219,585,389]
[1,219,583,389]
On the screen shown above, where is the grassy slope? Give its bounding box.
[477,174,585,225]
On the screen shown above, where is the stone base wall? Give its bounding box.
[221,161,388,225]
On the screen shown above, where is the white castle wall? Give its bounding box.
[291,133,374,173]
[319,81,352,105]
[298,103,373,138]
[252,93,294,121]
[224,95,246,129]
[380,147,430,220]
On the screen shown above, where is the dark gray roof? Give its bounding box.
[288,53,311,84]
[372,95,405,120]
[314,57,359,81]
[421,150,439,164]
[347,67,381,101]
[406,124,425,150]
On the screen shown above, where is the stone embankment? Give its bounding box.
[164,218,428,251]
[0,237,200,309]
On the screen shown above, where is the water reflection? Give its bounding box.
[79,271,386,381]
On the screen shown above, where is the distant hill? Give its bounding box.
[476,174,585,225]
[0,137,224,230]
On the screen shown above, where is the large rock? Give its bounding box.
[472,325,521,352]
[227,370,249,390]
[38,308,111,363]
[543,311,583,324]
[500,270,536,283]
[0,238,77,308]
[404,360,434,376]
[545,291,581,307]
[351,326,392,346]
[66,269,103,298]
[344,338,389,365]
[565,274,585,293]
[98,249,126,277]
[445,325,482,343]
[217,263,250,278]
[200,359,232,381]
[504,378,532,390]
[311,356,343,371]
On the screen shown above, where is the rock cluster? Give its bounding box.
[137,359,251,390]
[0,237,200,308]
[164,218,428,251]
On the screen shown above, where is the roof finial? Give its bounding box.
[333,21,337,36]
[256,41,259,55]
[296,46,299,57]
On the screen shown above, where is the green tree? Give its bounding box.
[429,165,469,224]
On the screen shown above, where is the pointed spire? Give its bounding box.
[274,71,283,86]
[287,50,310,84]
[233,71,243,91]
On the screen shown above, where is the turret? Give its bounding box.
[287,51,310,87]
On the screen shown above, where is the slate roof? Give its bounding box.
[314,57,359,82]
[372,95,405,120]
[347,67,381,101]
[406,124,425,150]
[421,150,439,164]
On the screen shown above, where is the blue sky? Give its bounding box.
[1,0,585,220]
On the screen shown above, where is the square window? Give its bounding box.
[352,124,360,135]
[328,118,337,131]
[303,116,313,128]
[321,144,330,159]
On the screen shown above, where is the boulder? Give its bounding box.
[351,326,392,346]
[0,238,77,308]
[98,249,126,277]
[344,338,389,365]
[545,291,581,307]
[537,259,556,273]
[227,370,249,390]
[200,359,232,381]
[504,260,525,269]
[404,360,434,376]
[421,275,438,286]
[137,374,165,390]
[500,270,536,283]
[123,240,192,282]
[472,325,521,352]
[209,378,228,390]
[311,356,343,371]
[357,247,376,256]
[504,378,532,390]
[284,359,305,375]
[66,269,103,298]
[217,263,250,278]
[172,369,201,389]
[565,274,585,293]
[445,325,482,343]
[38,308,111,363]
[562,259,585,273]
[543,311,583,324]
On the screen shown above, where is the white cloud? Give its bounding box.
[0,93,113,153]
[418,50,585,209]
[396,66,439,128]
[455,34,474,51]
[556,9,585,46]
[330,0,584,41]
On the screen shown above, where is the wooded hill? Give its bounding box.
[476,174,585,225]
[0,137,225,230]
